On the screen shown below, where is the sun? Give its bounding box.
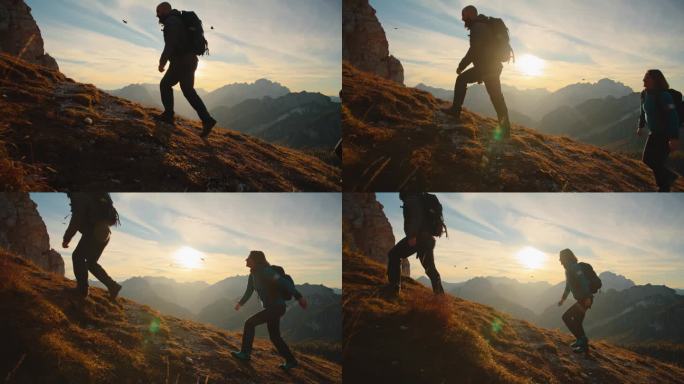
[516,54,545,77]
[173,246,204,269]
[515,246,546,270]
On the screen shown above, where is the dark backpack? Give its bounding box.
[642,89,683,138]
[421,193,448,238]
[578,262,602,294]
[91,194,119,227]
[180,11,209,56]
[483,16,514,63]
[270,265,295,301]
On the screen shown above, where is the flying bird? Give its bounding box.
[210,26,214,30]
[122,19,128,24]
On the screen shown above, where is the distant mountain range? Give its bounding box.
[92,274,341,343]
[108,80,340,151]
[211,92,341,150]
[108,79,289,120]
[416,78,634,126]
[417,271,684,344]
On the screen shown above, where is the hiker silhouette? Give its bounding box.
[442,5,512,140]
[557,248,600,354]
[386,193,446,296]
[155,2,217,137]
[63,193,122,301]
[637,69,681,192]
[231,251,308,372]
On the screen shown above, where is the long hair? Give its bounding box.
[248,250,270,268]
[559,248,578,265]
[646,69,670,90]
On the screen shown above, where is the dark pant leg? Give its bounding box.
[451,67,482,111]
[241,308,272,354]
[387,237,417,287]
[178,56,212,123]
[160,64,181,115]
[266,305,296,362]
[82,235,116,289]
[643,134,674,191]
[483,68,509,123]
[417,235,443,294]
[562,301,587,339]
[71,239,89,293]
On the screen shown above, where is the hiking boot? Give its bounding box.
[108,282,122,302]
[382,284,401,298]
[67,286,88,299]
[440,106,461,120]
[572,337,588,353]
[279,360,298,371]
[153,112,174,124]
[231,351,251,361]
[570,339,580,348]
[200,117,217,138]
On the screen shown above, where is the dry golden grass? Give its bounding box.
[342,247,684,384]
[0,53,339,191]
[342,62,684,191]
[0,249,341,383]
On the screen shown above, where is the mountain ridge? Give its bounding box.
[0,248,341,383]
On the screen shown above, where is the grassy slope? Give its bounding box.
[342,62,684,192]
[343,248,684,384]
[0,54,339,191]
[0,249,341,383]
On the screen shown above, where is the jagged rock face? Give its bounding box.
[0,193,64,275]
[0,0,59,70]
[343,193,409,276]
[343,0,404,85]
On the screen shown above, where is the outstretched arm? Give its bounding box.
[63,196,85,247]
[237,275,255,307]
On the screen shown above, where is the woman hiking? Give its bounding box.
[637,69,681,192]
[231,251,308,371]
[557,249,594,354]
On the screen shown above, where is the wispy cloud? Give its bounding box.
[377,193,684,288]
[371,0,684,91]
[27,0,341,94]
[31,193,341,288]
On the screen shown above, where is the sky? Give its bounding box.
[377,193,684,288]
[27,0,341,95]
[31,193,341,288]
[371,0,684,92]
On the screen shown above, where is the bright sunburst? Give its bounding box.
[515,246,546,270]
[516,54,546,77]
[173,246,205,269]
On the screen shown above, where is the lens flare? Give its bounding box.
[149,317,161,334]
[491,317,504,334]
[515,54,545,77]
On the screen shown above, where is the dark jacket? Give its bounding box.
[639,90,680,139]
[63,193,111,244]
[561,261,592,301]
[401,193,427,238]
[459,15,501,73]
[159,9,190,65]
[238,265,302,308]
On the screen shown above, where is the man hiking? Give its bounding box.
[231,251,308,371]
[557,249,596,354]
[442,5,512,140]
[385,193,445,297]
[155,2,217,137]
[63,193,122,301]
[637,69,681,192]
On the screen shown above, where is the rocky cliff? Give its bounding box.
[0,193,63,275]
[0,0,58,70]
[343,193,409,276]
[343,0,404,84]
